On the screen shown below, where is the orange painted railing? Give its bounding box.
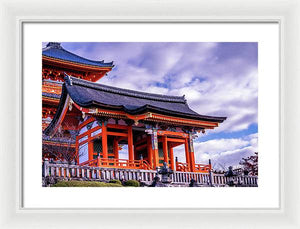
[175,162,191,172]
[194,163,211,173]
[79,158,153,170]
[176,161,211,173]
[79,158,98,167]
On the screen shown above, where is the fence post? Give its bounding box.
[208,159,214,187]
[175,157,178,171]
[43,159,49,177]
[66,165,70,178]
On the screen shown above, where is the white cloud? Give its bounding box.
[94,43,258,135]
[173,134,258,170]
[118,145,128,160]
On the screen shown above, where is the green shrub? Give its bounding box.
[124,180,140,187]
[52,180,122,187]
[109,179,122,185]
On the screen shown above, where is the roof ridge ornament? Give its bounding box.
[182,95,187,103]
[46,42,62,49]
[64,72,73,86]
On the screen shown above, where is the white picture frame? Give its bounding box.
[0,0,299,228]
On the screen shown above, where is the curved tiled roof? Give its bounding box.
[64,74,227,122]
[42,92,61,99]
[67,75,187,103]
[44,74,227,135]
[42,42,114,68]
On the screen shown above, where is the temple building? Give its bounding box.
[44,71,226,172]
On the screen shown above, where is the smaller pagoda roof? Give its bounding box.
[42,92,61,99]
[42,42,114,68]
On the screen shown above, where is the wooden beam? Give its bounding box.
[157,130,188,138]
[134,137,147,146]
[169,142,184,148]
[150,113,219,127]
[77,125,101,139]
[102,122,108,159]
[166,138,186,143]
[88,135,93,161]
[163,136,169,166]
[107,124,128,130]
[184,138,191,170]
[128,125,134,160]
[74,103,220,130]
[107,131,128,137]
[75,135,79,165]
[135,144,147,152]
[78,116,96,130]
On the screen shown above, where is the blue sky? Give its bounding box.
[43,42,258,170]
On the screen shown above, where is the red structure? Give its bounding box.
[42,42,226,173]
[42,42,113,161]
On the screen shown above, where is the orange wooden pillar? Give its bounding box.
[88,134,93,161]
[152,130,159,169]
[169,146,175,171]
[162,136,169,165]
[188,134,195,172]
[127,125,134,161]
[184,138,191,170]
[102,122,108,160]
[153,149,159,168]
[113,137,119,159]
[189,151,195,172]
[147,135,153,168]
[75,135,79,164]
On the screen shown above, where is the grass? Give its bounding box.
[52,180,123,187]
[109,179,123,185]
[124,180,140,187]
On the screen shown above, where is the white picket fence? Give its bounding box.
[42,161,258,187]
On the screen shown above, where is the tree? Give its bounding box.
[42,124,79,164]
[239,152,258,176]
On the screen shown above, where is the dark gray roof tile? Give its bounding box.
[42,42,114,68]
[65,75,227,122]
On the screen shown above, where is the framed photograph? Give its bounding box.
[1,0,299,228]
[25,23,272,209]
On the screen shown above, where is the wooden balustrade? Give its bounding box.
[43,161,157,184]
[175,161,211,173]
[211,173,258,187]
[43,160,258,187]
[175,161,190,172]
[194,163,211,173]
[172,171,211,184]
[79,158,98,167]
[79,158,153,170]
